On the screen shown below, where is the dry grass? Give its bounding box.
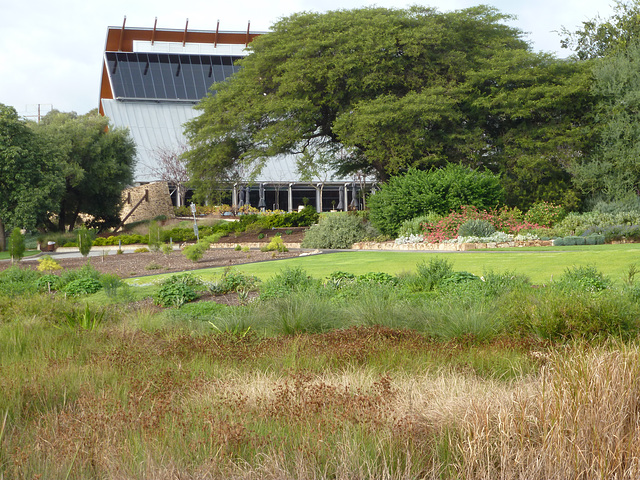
[2,315,640,479]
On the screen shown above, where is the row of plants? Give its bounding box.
[147,260,640,342]
[0,257,125,298]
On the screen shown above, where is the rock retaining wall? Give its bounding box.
[352,240,553,251]
[120,182,174,224]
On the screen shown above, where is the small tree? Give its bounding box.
[77,226,93,258]
[8,227,25,264]
[148,220,162,252]
[145,144,190,207]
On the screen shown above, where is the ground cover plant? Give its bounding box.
[3,255,640,478]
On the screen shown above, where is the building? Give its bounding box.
[99,19,372,212]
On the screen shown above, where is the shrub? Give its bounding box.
[260,267,316,299]
[523,201,566,227]
[183,240,210,262]
[409,258,454,292]
[0,266,40,295]
[148,220,162,252]
[64,277,103,296]
[8,227,25,263]
[36,256,62,273]
[260,236,288,252]
[368,165,505,236]
[36,274,63,292]
[301,213,379,249]
[76,226,93,257]
[397,214,439,238]
[209,268,259,295]
[457,219,495,238]
[154,282,197,307]
[555,265,612,293]
[100,274,124,298]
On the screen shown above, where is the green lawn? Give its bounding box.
[127,243,640,286]
[0,250,40,261]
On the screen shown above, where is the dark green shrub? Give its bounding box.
[301,213,379,249]
[37,274,63,292]
[148,220,162,252]
[64,278,103,296]
[154,282,197,307]
[100,274,124,298]
[457,219,495,238]
[0,266,40,295]
[368,165,505,236]
[8,227,25,263]
[183,240,210,262]
[441,271,480,286]
[76,226,94,257]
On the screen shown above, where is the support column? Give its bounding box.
[343,184,349,211]
[288,183,293,213]
[316,183,323,213]
[232,184,238,210]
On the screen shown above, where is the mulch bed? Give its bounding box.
[1,248,304,279]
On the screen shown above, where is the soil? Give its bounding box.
[1,226,310,280]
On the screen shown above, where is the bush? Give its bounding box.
[0,266,40,295]
[148,220,162,252]
[183,240,210,262]
[260,236,288,252]
[154,282,197,307]
[37,274,62,292]
[260,267,316,299]
[8,227,25,263]
[555,265,612,293]
[76,226,94,257]
[409,258,454,292]
[523,201,566,227]
[64,277,103,296]
[301,213,380,249]
[397,214,440,238]
[457,219,495,238]
[368,165,505,237]
[209,268,259,295]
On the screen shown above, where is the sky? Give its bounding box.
[0,0,616,119]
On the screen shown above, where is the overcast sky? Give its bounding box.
[0,0,615,119]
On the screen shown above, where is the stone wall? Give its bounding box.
[352,240,553,251]
[120,182,174,224]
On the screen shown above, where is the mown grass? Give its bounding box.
[127,243,640,286]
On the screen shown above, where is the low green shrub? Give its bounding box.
[457,219,495,238]
[301,213,380,249]
[260,236,288,252]
[64,278,103,296]
[36,274,62,292]
[410,258,454,292]
[260,267,316,300]
[154,282,197,307]
[183,240,210,262]
[554,265,612,293]
[209,268,259,295]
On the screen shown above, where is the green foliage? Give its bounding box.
[570,41,640,201]
[100,274,125,298]
[183,240,210,262]
[185,6,589,208]
[397,214,440,237]
[36,274,62,292]
[410,258,454,292]
[36,255,62,273]
[0,104,64,250]
[64,277,103,296]
[209,268,259,295]
[8,227,25,263]
[301,213,379,249]
[147,220,162,252]
[260,267,317,300]
[457,219,496,238]
[555,265,612,293]
[34,110,136,232]
[260,236,288,253]
[0,266,40,295]
[76,226,93,257]
[368,166,505,236]
[63,303,105,330]
[523,201,566,227]
[154,282,197,308]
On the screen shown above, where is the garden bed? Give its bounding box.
[353,239,554,251]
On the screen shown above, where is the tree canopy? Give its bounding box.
[0,104,64,250]
[34,110,136,232]
[185,5,593,209]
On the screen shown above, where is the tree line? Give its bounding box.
[0,107,135,250]
[184,1,640,211]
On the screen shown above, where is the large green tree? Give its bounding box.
[561,0,640,60]
[185,6,592,209]
[0,104,63,250]
[570,41,640,200]
[35,110,136,232]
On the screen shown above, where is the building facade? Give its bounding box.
[99,19,372,212]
